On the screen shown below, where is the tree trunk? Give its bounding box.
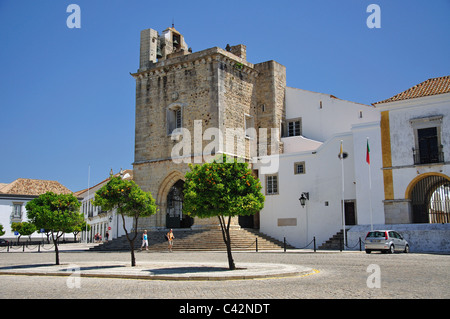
[218,215,235,270]
[121,213,138,267]
[52,232,60,265]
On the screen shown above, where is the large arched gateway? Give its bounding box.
[408,174,450,224]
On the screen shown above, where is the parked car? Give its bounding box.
[0,238,9,246]
[365,230,410,254]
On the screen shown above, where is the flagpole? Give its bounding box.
[340,140,346,250]
[367,138,373,231]
[85,165,90,244]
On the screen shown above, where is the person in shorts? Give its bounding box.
[167,229,174,252]
[141,230,148,251]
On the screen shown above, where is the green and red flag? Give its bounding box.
[366,139,370,165]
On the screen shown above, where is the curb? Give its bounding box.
[0,262,318,281]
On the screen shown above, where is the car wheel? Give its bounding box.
[404,245,410,253]
[388,245,395,254]
[365,249,372,254]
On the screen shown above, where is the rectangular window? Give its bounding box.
[12,203,23,220]
[411,116,443,165]
[266,175,278,195]
[286,118,301,137]
[167,104,183,135]
[417,127,440,164]
[294,162,305,174]
[175,108,182,129]
[244,114,254,139]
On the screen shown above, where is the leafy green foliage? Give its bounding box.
[93,176,156,219]
[11,222,36,242]
[184,154,265,218]
[26,192,83,234]
[183,154,265,269]
[93,176,157,266]
[26,192,83,264]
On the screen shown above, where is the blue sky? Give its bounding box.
[0,0,449,192]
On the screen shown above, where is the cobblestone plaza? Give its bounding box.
[0,245,448,300]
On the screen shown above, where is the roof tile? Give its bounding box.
[374,75,450,105]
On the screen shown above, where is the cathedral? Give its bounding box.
[130,26,450,252]
[131,26,285,229]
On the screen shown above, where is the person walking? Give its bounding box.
[167,229,175,252]
[141,230,149,251]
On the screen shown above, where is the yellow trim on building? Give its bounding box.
[404,172,450,199]
[380,111,394,200]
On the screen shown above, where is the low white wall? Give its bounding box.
[347,223,450,253]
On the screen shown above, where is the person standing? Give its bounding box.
[167,229,175,252]
[141,230,149,251]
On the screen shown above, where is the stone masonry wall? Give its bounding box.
[132,38,286,229]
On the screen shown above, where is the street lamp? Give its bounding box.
[299,192,309,208]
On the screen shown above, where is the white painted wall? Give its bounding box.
[257,134,358,248]
[255,87,384,248]
[286,87,379,142]
[351,121,385,226]
[0,196,76,241]
[376,93,450,201]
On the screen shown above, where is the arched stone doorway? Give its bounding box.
[407,174,450,223]
[166,180,194,228]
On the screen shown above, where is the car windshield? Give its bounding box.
[366,231,386,238]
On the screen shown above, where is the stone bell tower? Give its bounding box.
[132,26,286,230]
[139,27,190,72]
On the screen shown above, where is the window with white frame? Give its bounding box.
[12,203,23,220]
[281,118,302,137]
[266,174,278,195]
[288,119,301,137]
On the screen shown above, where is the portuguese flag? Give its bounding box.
[366,139,370,165]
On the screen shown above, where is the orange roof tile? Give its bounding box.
[374,75,450,105]
[0,178,72,196]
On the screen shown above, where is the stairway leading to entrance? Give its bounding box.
[90,228,293,252]
[318,229,349,250]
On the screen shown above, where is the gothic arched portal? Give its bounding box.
[166,180,194,228]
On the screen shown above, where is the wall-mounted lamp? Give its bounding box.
[299,192,309,208]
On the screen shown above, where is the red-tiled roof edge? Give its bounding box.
[373,75,450,105]
[0,178,73,196]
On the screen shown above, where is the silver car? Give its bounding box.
[365,230,410,254]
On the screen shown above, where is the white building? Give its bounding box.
[0,178,76,241]
[76,169,134,243]
[255,76,450,252]
[347,76,450,252]
[254,87,384,248]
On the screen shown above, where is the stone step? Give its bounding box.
[90,228,291,251]
[318,229,349,250]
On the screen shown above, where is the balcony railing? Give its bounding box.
[413,148,444,165]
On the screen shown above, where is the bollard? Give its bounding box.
[359,237,362,251]
[283,237,286,252]
[38,243,41,253]
[313,237,316,253]
[255,238,258,252]
[340,237,343,252]
[23,243,25,252]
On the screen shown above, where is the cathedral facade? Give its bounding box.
[131,27,285,229]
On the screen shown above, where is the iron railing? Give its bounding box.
[413,148,444,165]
